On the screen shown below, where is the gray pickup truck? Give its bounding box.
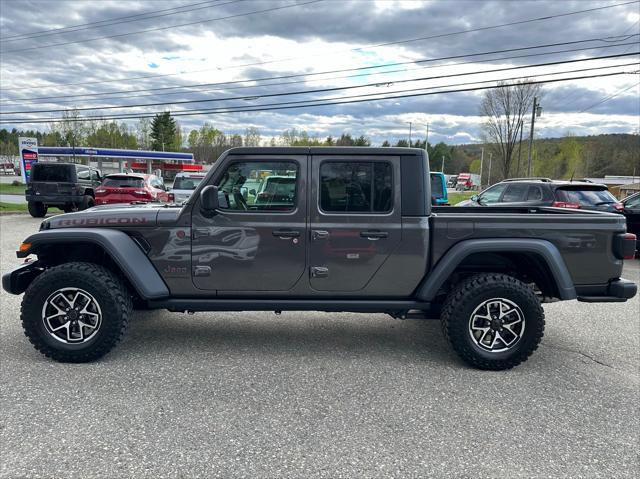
[3,147,637,369]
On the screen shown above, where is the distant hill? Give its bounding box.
[450,133,639,181]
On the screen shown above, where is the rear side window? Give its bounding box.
[555,187,616,206]
[502,184,529,202]
[103,176,145,188]
[31,164,74,182]
[320,162,392,213]
[527,186,543,201]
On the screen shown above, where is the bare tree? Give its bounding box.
[481,80,541,179]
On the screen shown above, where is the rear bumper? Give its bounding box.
[26,194,82,205]
[577,278,637,303]
[2,261,44,295]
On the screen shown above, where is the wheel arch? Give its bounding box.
[18,229,169,300]
[415,239,576,302]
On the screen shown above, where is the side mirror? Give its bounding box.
[200,185,219,213]
[471,195,479,202]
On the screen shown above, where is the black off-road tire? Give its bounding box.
[21,262,132,363]
[78,195,95,211]
[441,273,545,370]
[27,201,47,218]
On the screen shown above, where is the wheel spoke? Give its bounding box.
[42,287,101,344]
[78,320,97,331]
[468,298,525,353]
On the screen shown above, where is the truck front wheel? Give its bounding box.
[21,262,132,363]
[441,273,544,370]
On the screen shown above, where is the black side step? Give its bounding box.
[147,298,431,314]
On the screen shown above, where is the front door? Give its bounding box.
[309,155,402,292]
[191,155,307,292]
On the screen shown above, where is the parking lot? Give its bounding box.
[0,213,638,478]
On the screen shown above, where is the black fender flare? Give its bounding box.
[415,238,576,301]
[18,228,169,299]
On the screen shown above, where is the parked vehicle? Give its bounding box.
[0,162,15,175]
[455,172,479,191]
[456,178,624,213]
[170,172,206,203]
[430,172,449,205]
[447,175,458,188]
[622,192,640,255]
[95,173,170,205]
[3,147,636,370]
[25,162,102,217]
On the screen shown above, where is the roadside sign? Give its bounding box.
[19,137,38,183]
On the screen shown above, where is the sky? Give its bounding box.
[0,0,639,146]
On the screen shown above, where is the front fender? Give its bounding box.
[15,228,170,300]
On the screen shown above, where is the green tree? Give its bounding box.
[381,140,390,147]
[150,112,179,151]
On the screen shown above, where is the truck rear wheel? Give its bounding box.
[21,262,132,363]
[27,201,47,218]
[78,195,95,211]
[441,273,544,370]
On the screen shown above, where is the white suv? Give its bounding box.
[170,172,206,203]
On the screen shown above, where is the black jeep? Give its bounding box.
[25,163,102,217]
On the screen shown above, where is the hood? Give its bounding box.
[42,203,183,230]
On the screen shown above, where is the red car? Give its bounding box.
[95,173,171,205]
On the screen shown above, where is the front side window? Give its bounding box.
[216,161,298,212]
[478,183,507,204]
[320,161,392,213]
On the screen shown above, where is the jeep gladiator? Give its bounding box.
[2,147,637,369]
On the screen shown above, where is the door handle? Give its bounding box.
[192,228,209,239]
[360,231,388,240]
[272,229,300,239]
[312,230,329,240]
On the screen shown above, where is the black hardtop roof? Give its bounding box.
[225,146,426,156]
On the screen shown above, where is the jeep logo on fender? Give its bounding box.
[57,217,149,227]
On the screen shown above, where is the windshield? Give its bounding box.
[103,176,145,188]
[555,187,616,206]
[31,164,74,182]
[173,176,204,190]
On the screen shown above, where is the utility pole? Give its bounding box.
[441,155,445,173]
[517,118,524,177]
[425,123,429,145]
[479,147,484,189]
[527,97,542,177]
[408,122,412,147]
[488,152,493,186]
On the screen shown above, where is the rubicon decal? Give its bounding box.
[56,217,149,227]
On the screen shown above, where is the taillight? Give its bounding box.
[133,190,149,197]
[613,202,624,212]
[552,201,581,209]
[613,233,637,260]
[168,193,175,202]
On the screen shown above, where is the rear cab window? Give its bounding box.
[31,164,75,182]
[320,161,392,213]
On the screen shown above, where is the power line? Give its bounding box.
[3,35,636,105]
[2,0,637,90]
[0,0,236,41]
[578,81,640,112]
[3,52,637,115]
[2,68,635,124]
[0,0,324,55]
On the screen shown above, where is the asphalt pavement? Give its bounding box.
[1,214,638,478]
[0,194,25,204]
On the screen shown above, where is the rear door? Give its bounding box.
[309,155,401,291]
[191,154,308,292]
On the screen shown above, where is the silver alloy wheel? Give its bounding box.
[41,288,102,344]
[468,298,525,353]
